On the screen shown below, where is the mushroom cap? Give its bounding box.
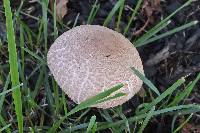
[47,25,144,109]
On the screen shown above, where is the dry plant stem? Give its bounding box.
[133,18,150,36]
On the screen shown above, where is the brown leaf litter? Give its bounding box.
[133,0,162,36]
[49,0,69,20]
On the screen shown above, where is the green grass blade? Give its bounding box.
[48,84,124,132]
[22,47,46,64]
[19,25,28,95]
[90,4,100,24]
[171,115,178,132]
[42,0,49,55]
[100,110,113,123]
[3,0,23,132]
[59,123,89,133]
[0,115,11,133]
[19,24,26,76]
[123,0,143,35]
[53,0,58,39]
[136,21,198,47]
[131,67,160,96]
[116,0,124,31]
[96,92,126,104]
[92,123,97,133]
[87,0,100,24]
[103,0,124,27]
[27,96,51,117]
[184,73,200,100]
[97,104,199,131]
[36,19,44,45]
[0,40,2,51]
[139,78,185,114]
[86,115,97,133]
[16,18,36,46]
[42,0,54,114]
[20,24,25,76]
[138,106,155,133]
[116,107,131,133]
[32,66,45,99]
[15,0,23,16]
[0,83,23,97]
[134,0,193,46]
[45,69,55,112]
[60,104,200,132]
[0,123,11,132]
[171,106,200,115]
[153,104,200,116]
[27,62,44,80]
[61,91,68,115]
[73,13,80,28]
[52,78,60,114]
[66,84,124,116]
[87,0,97,24]
[169,72,200,106]
[134,20,171,46]
[173,113,193,133]
[0,74,10,112]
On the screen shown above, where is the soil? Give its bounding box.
[0,0,200,132]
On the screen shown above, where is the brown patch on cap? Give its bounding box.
[47,25,144,109]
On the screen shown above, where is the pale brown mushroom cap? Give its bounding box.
[47,25,144,109]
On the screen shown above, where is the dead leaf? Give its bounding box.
[56,0,68,20]
[179,117,200,133]
[142,0,161,23]
[133,0,161,36]
[49,0,69,20]
[181,123,200,133]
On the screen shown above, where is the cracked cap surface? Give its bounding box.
[47,25,144,108]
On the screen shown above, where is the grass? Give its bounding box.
[123,0,143,35]
[3,0,23,132]
[87,0,100,25]
[135,20,199,47]
[138,106,155,133]
[86,115,97,133]
[173,113,193,133]
[0,0,200,132]
[131,67,160,96]
[103,0,124,27]
[134,0,194,46]
[48,84,125,132]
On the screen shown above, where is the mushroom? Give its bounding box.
[47,25,144,109]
